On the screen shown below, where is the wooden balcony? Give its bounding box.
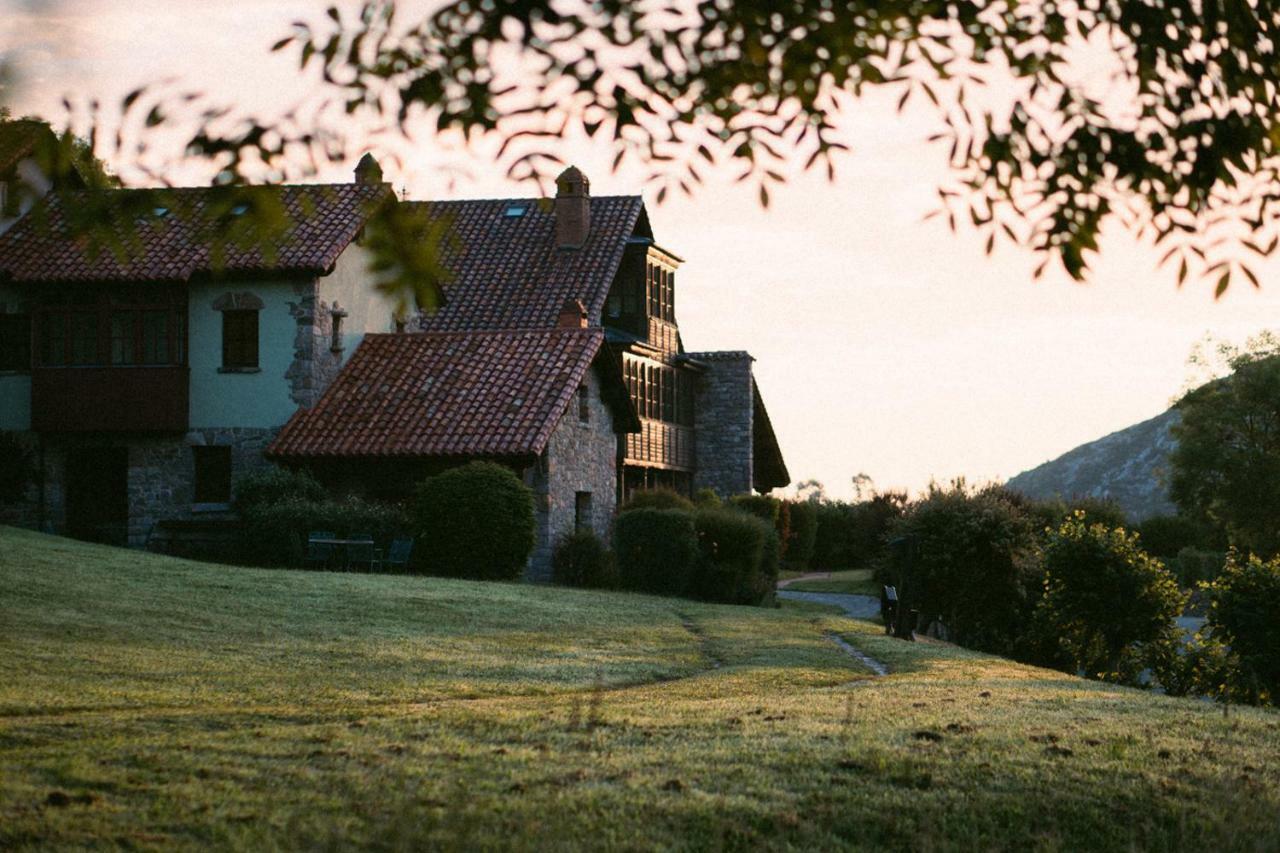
[32,366,189,432]
[624,418,694,471]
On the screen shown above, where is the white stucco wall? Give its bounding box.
[187,277,305,429]
[319,242,400,354]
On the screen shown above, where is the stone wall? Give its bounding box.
[689,351,755,498]
[286,280,345,410]
[4,428,276,546]
[524,368,620,581]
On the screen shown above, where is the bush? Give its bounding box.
[729,494,780,525]
[413,462,536,580]
[886,484,1039,655]
[690,506,776,605]
[1172,547,1226,587]
[233,465,325,514]
[1136,514,1210,558]
[614,508,698,596]
[784,500,818,570]
[693,488,721,507]
[1205,552,1280,704]
[621,488,694,513]
[552,530,618,589]
[240,495,410,566]
[1038,512,1185,682]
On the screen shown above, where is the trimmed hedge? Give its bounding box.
[233,465,325,514]
[615,508,698,596]
[621,488,694,513]
[691,506,774,605]
[413,461,535,580]
[552,530,618,589]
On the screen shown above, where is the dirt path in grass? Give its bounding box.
[775,572,831,588]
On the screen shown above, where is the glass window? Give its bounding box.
[141,311,169,365]
[110,312,136,365]
[192,446,232,504]
[69,313,98,365]
[574,492,593,532]
[222,310,259,369]
[0,314,30,371]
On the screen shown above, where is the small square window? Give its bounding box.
[222,310,258,369]
[192,446,232,505]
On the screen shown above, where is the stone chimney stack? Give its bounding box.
[555,166,591,249]
[354,153,383,184]
[557,298,588,328]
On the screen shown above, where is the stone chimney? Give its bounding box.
[557,298,588,328]
[555,166,591,249]
[354,153,383,184]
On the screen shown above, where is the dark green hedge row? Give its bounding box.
[614,505,778,606]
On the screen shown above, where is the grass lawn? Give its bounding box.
[785,569,881,596]
[2,526,1278,850]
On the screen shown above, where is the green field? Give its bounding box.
[2,526,1278,850]
[784,569,881,596]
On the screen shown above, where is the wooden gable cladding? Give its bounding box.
[620,351,695,470]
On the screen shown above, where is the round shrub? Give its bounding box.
[552,530,618,589]
[615,508,697,596]
[887,484,1039,655]
[691,506,774,605]
[1206,552,1280,704]
[621,488,694,513]
[1039,512,1185,682]
[693,488,721,507]
[413,461,535,580]
[233,465,325,514]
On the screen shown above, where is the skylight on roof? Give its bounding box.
[152,206,169,218]
[504,204,527,217]
[230,203,251,216]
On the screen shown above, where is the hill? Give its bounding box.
[2,527,1277,850]
[1006,408,1180,520]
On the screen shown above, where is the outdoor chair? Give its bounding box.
[305,531,337,569]
[381,537,414,572]
[347,534,378,572]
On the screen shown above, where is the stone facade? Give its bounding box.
[523,368,619,581]
[690,351,756,497]
[5,427,277,547]
[286,279,345,410]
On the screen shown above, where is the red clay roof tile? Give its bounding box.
[267,328,607,459]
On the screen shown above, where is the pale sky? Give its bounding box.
[5,0,1279,500]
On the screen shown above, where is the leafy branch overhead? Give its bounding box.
[253,0,1280,292]
[16,0,1280,304]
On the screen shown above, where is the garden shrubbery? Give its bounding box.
[691,506,778,605]
[233,465,325,514]
[1038,512,1185,683]
[239,493,410,566]
[621,488,694,513]
[552,530,618,589]
[615,508,698,596]
[884,484,1039,655]
[413,461,535,580]
[1204,552,1280,704]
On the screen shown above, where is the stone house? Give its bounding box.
[0,136,788,578]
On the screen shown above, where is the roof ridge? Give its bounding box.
[404,194,642,206]
[364,326,604,341]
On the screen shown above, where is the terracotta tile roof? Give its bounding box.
[268,328,624,459]
[0,120,55,175]
[408,195,645,332]
[0,182,391,283]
